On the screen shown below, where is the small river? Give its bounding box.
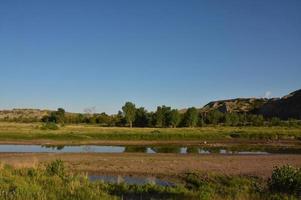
[0,144,299,154]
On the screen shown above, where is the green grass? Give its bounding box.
[182,172,300,200]
[0,122,300,142]
[0,162,114,200]
[0,161,299,200]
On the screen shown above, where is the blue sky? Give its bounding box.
[0,0,300,114]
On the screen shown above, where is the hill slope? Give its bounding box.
[200,89,301,119]
[200,98,270,114]
[257,89,301,119]
[0,109,51,121]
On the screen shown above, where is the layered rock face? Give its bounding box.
[257,89,301,119]
[200,89,301,119]
[201,98,269,114]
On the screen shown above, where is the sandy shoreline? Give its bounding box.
[0,152,300,179]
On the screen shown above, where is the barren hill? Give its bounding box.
[200,89,301,119]
[200,98,270,114]
[257,89,301,119]
[0,109,51,121]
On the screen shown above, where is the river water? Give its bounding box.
[0,144,299,154]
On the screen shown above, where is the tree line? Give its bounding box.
[36,102,300,127]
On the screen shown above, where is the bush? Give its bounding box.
[0,160,114,200]
[268,165,301,195]
[46,159,65,177]
[183,173,261,200]
[40,122,59,130]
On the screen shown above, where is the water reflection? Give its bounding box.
[150,147,182,154]
[124,146,147,153]
[89,175,175,187]
[0,144,299,154]
[186,147,199,154]
[42,145,65,150]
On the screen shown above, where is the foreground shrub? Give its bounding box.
[268,165,301,195]
[0,161,114,200]
[0,161,300,200]
[46,159,65,178]
[183,173,261,200]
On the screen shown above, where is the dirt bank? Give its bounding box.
[0,139,299,147]
[0,153,300,179]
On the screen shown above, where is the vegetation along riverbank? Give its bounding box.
[0,160,300,200]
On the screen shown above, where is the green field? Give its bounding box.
[0,122,300,142]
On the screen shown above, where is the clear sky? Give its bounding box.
[0,0,300,114]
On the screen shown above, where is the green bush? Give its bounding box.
[183,173,261,200]
[0,160,114,200]
[46,160,65,177]
[268,165,301,195]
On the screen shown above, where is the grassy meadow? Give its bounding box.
[0,122,300,142]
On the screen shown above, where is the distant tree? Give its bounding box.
[197,113,205,127]
[122,102,136,128]
[76,114,84,123]
[134,107,150,127]
[113,111,126,127]
[43,108,66,124]
[149,112,157,127]
[57,108,65,117]
[205,110,224,125]
[170,109,181,128]
[183,107,198,127]
[270,117,281,126]
[225,113,240,126]
[248,114,264,126]
[55,108,65,124]
[154,106,164,127]
[239,113,248,126]
[96,112,111,126]
[154,106,172,127]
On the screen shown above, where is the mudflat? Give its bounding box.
[0,153,300,178]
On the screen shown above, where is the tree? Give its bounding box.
[76,114,84,123]
[134,107,150,127]
[122,102,136,128]
[183,107,198,127]
[96,112,111,126]
[270,117,281,126]
[197,113,205,127]
[113,111,126,127]
[170,109,181,128]
[154,106,164,127]
[154,106,172,127]
[55,108,65,124]
[205,110,224,125]
[239,113,248,126]
[43,108,65,124]
[225,113,240,126]
[248,114,264,126]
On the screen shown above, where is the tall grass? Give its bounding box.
[0,161,299,200]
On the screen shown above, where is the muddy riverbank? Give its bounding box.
[0,139,299,146]
[0,153,300,179]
